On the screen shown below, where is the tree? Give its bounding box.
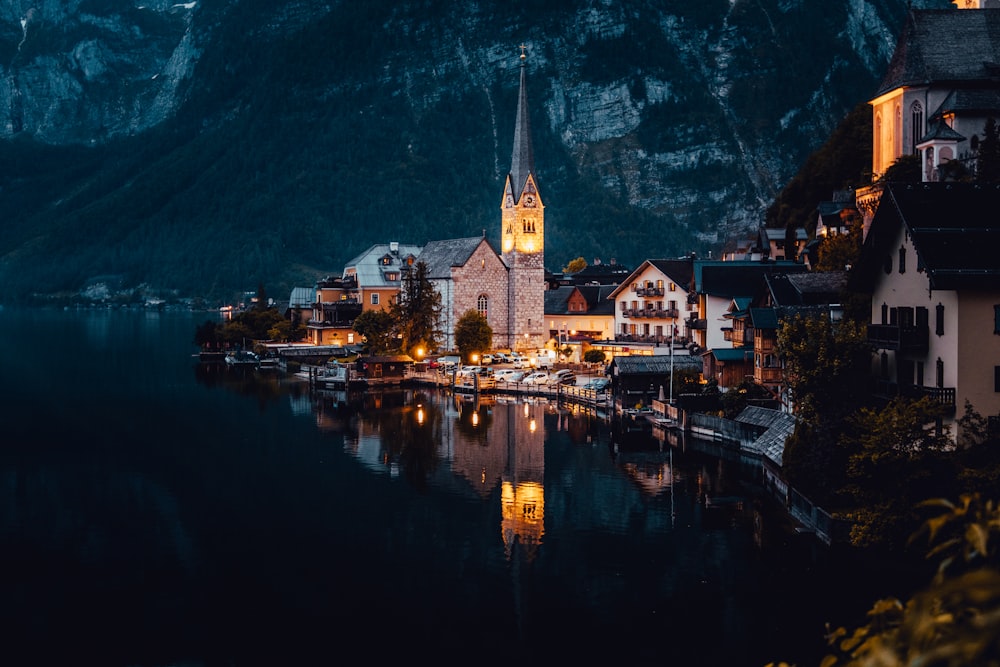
[977,116,1000,183]
[454,309,492,363]
[810,494,1000,667]
[391,260,442,357]
[583,349,606,364]
[563,256,587,273]
[352,309,397,354]
[777,312,872,503]
[815,210,863,272]
[878,154,921,183]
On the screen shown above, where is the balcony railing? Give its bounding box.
[754,366,782,384]
[867,323,929,354]
[636,287,664,297]
[873,380,956,412]
[687,317,707,330]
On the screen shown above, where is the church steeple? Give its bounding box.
[500,45,545,353]
[509,44,536,202]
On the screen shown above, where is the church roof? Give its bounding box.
[508,53,537,200]
[417,237,496,279]
[875,9,1000,97]
[851,182,1000,291]
[917,118,966,144]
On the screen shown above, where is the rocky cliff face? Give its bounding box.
[0,0,952,301]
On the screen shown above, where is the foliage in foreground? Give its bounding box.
[804,494,1000,667]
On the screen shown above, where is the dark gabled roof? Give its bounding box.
[738,406,798,467]
[648,259,694,289]
[707,348,752,363]
[917,118,966,145]
[569,262,632,284]
[696,261,807,298]
[417,237,496,279]
[749,304,831,331]
[932,88,1000,118]
[876,9,1000,97]
[749,307,780,330]
[611,354,702,374]
[851,182,1000,291]
[544,286,573,314]
[575,285,618,314]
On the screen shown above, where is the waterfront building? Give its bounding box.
[543,283,617,361]
[607,259,694,352]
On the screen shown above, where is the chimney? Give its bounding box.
[390,242,399,254]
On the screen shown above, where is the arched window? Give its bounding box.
[875,112,883,175]
[477,294,488,319]
[910,101,924,155]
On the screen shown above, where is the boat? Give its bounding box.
[225,351,259,366]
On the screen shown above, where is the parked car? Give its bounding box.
[494,368,520,382]
[547,369,576,386]
[531,355,554,370]
[522,371,549,385]
[480,353,497,364]
[502,370,527,383]
[512,356,528,369]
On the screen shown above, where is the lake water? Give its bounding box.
[0,308,917,667]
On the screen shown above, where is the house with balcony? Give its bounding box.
[849,181,1000,442]
[606,259,694,354]
[342,241,423,313]
[688,260,807,353]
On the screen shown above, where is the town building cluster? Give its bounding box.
[285,2,1000,444]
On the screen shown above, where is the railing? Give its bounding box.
[636,287,664,297]
[754,366,782,383]
[873,380,956,411]
[867,323,929,354]
[687,318,707,330]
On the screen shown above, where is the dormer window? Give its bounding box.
[381,254,393,266]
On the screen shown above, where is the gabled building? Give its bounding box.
[608,258,694,349]
[757,226,808,262]
[849,181,1000,442]
[343,242,422,311]
[544,284,617,360]
[688,260,808,352]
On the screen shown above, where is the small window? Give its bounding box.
[881,303,889,325]
[371,293,379,306]
[669,282,676,292]
[994,305,1000,335]
[477,294,488,319]
[936,303,945,336]
[995,366,1000,392]
[898,247,906,274]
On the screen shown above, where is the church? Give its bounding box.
[420,47,546,353]
[318,48,548,354]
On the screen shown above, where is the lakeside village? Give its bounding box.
[193,5,1000,562]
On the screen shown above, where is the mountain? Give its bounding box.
[0,0,953,304]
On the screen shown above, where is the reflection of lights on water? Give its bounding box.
[481,467,486,484]
[523,403,530,418]
[417,406,424,425]
[472,411,479,427]
[529,418,536,433]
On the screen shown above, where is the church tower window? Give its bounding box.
[910,101,924,155]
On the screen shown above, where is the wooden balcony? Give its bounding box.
[687,317,707,330]
[867,323,929,354]
[754,366,782,384]
[636,287,664,297]
[873,380,956,412]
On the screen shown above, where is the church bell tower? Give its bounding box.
[502,45,545,352]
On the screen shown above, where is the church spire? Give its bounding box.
[509,44,536,202]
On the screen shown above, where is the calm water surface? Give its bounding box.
[0,308,915,667]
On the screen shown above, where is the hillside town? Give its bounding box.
[259,3,999,455]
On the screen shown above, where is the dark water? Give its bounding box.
[0,308,916,667]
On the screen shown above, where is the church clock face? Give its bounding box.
[524,195,535,207]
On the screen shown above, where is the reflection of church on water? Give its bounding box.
[452,396,546,563]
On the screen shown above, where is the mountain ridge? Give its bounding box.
[0,0,952,303]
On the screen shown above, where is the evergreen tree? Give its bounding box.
[977,116,1000,183]
[391,260,442,357]
[352,309,397,354]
